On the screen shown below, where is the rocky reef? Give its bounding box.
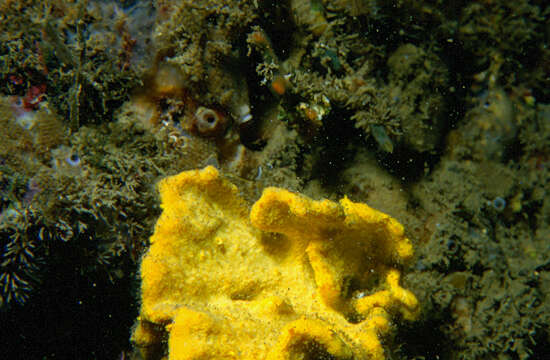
[0,0,548,359]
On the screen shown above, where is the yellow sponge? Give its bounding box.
[133,166,418,360]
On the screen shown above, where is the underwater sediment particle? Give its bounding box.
[133,166,418,360]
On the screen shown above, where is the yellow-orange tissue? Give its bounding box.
[132,166,419,360]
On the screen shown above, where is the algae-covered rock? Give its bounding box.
[386,44,449,153]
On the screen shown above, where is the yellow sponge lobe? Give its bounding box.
[134,166,419,360]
